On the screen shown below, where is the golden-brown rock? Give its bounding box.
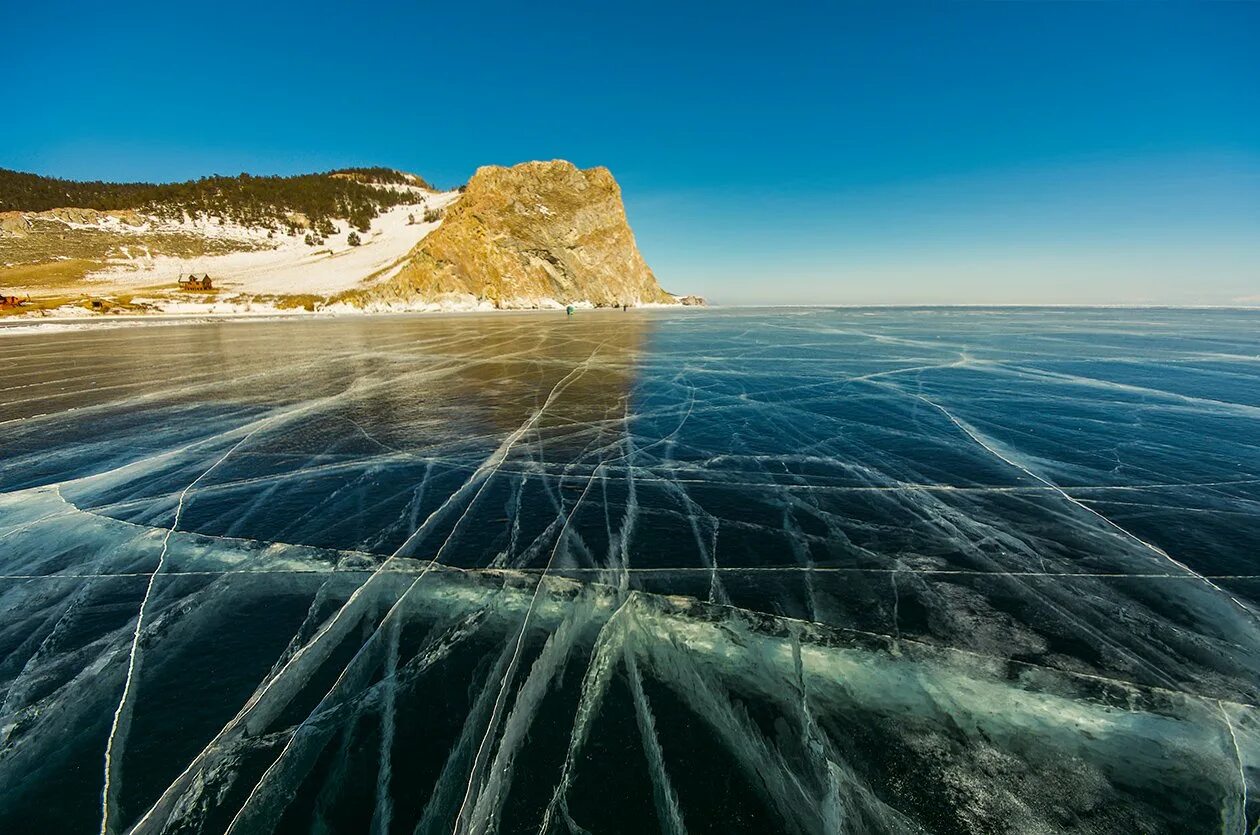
[347,160,675,308]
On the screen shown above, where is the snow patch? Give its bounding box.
[73,190,461,297]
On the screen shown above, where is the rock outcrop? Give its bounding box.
[0,208,146,238]
[345,160,675,308]
[0,212,31,238]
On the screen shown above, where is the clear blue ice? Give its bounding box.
[0,307,1257,833]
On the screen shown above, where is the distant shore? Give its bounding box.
[0,302,704,336]
[7,302,1260,337]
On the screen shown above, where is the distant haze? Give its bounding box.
[5,1,1258,305]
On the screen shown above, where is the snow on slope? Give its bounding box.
[83,189,461,296]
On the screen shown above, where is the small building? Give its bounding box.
[179,274,214,291]
[0,294,27,309]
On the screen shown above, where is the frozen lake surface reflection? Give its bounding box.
[1,307,1258,834]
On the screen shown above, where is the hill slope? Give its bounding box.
[0,167,426,231]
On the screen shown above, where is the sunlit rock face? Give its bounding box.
[0,308,1258,834]
[349,160,676,308]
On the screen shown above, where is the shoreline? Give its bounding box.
[0,302,698,335]
[719,302,1260,310]
[3,301,1257,337]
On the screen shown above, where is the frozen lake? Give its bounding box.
[1,307,1258,834]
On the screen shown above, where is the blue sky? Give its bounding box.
[6,1,1258,304]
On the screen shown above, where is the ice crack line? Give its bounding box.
[907,389,1260,623]
[134,348,604,835]
[99,418,275,835]
[454,388,630,834]
[453,449,608,834]
[1217,701,1249,835]
[10,567,1260,582]
[221,362,606,833]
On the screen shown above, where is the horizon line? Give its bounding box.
[706,303,1260,310]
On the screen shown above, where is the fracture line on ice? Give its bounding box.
[22,372,380,506]
[0,325,528,432]
[0,359,307,431]
[372,618,401,835]
[11,445,1258,507]
[98,417,276,835]
[0,506,78,541]
[223,429,525,832]
[693,580,1260,709]
[1217,700,1250,835]
[453,445,607,834]
[625,651,688,835]
[9,508,1260,722]
[453,387,631,833]
[1,335,544,503]
[0,570,103,739]
[611,476,1260,494]
[9,568,1260,582]
[908,390,1260,622]
[164,348,605,835]
[1214,700,1244,831]
[539,595,635,834]
[999,361,1260,419]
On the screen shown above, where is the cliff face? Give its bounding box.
[347,160,675,308]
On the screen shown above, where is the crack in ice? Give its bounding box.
[905,388,1260,623]
[1217,701,1250,835]
[98,414,280,835]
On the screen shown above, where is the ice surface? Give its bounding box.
[0,307,1258,833]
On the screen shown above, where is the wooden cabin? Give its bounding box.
[178,274,214,291]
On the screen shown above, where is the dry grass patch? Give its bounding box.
[268,294,326,311]
[0,258,106,288]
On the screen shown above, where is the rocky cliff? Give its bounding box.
[344,160,675,309]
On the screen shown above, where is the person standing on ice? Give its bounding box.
[566,305,574,316]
